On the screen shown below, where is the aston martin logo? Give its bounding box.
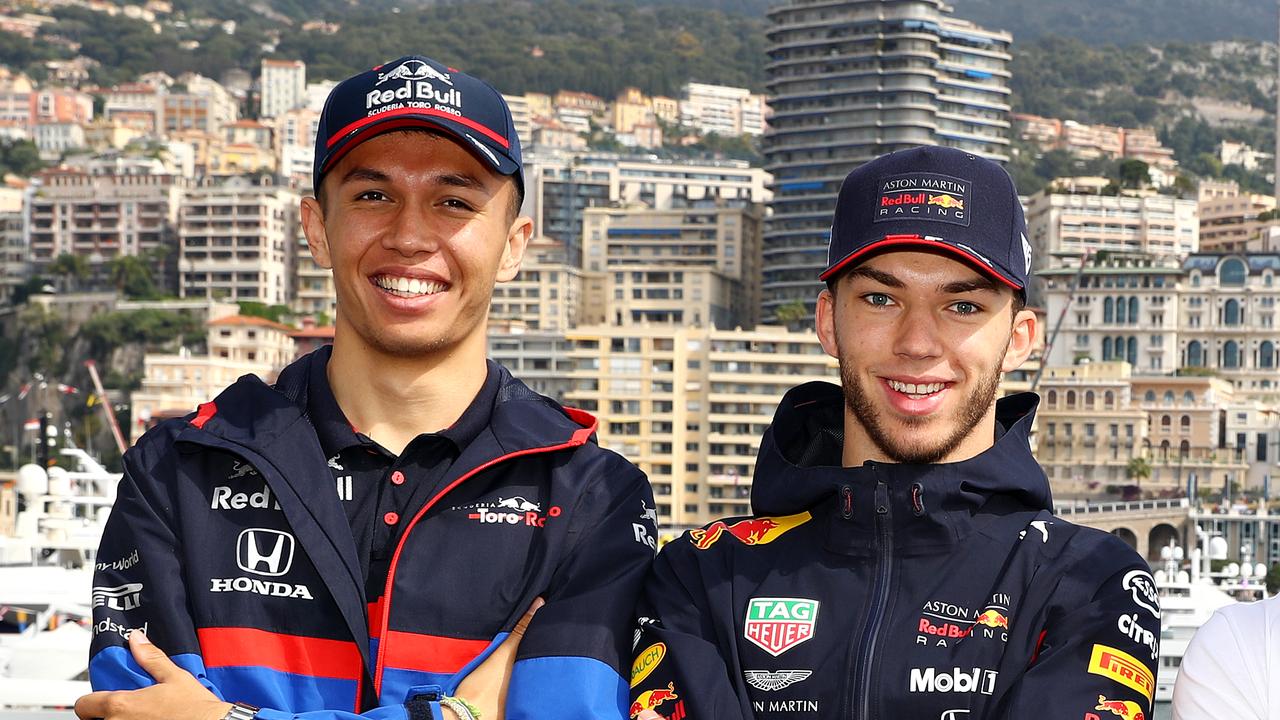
[743,670,812,692]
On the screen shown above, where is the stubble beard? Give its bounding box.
[838,344,1006,465]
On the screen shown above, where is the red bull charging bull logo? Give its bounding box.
[630,682,678,718]
[688,511,811,551]
[927,194,964,209]
[1093,695,1145,720]
[973,609,1009,630]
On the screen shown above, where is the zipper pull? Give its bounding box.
[910,482,925,516]
[875,481,889,515]
[840,484,854,519]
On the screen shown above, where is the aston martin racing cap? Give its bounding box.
[820,145,1031,292]
[313,55,522,194]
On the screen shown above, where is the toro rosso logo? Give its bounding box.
[377,59,452,86]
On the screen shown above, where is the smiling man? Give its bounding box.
[629,146,1159,720]
[77,56,655,720]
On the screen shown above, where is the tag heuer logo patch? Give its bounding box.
[744,598,819,656]
[874,172,971,228]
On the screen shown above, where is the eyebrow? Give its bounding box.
[339,167,390,185]
[940,277,1001,295]
[846,265,1000,295]
[845,266,904,288]
[338,167,489,193]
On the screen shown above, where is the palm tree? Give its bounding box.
[49,253,89,292]
[1125,456,1152,499]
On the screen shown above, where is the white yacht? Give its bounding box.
[1150,538,1267,703]
[0,450,119,716]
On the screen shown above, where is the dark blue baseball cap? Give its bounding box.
[312,55,523,195]
[820,146,1030,292]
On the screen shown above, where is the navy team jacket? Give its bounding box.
[88,351,657,720]
[629,383,1160,720]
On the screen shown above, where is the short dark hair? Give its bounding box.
[314,128,524,221]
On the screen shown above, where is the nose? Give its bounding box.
[892,302,943,361]
[381,200,440,256]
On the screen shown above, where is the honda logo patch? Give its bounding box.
[237,528,295,577]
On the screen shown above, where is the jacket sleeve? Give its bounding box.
[89,437,455,720]
[503,457,658,720]
[995,544,1161,720]
[1171,602,1271,720]
[628,537,747,720]
[88,441,216,695]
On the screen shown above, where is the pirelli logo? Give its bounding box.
[1087,644,1154,702]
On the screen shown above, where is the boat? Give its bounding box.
[0,449,120,716]
[1150,534,1267,703]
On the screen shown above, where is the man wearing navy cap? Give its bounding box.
[77,56,655,720]
[629,146,1160,720]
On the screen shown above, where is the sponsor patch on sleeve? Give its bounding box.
[1087,644,1154,703]
[873,172,972,228]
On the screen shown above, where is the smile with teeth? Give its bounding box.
[373,275,448,298]
[887,379,947,398]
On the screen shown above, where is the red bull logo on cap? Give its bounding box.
[688,512,811,551]
[1093,695,1145,720]
[928,194,964,209]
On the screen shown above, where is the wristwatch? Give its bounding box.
[222,702,260,720]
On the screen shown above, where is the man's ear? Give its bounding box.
[816,287,839,360]
[1002,308,1038,372]
[300,196,332,270]
[496,215,533,283]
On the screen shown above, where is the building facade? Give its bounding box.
[762,0,1013,322]
[177,176,299,304]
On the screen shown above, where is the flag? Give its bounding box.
[22,418,38,431]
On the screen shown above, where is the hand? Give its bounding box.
[450,596,544,720]
[74,630,231,720]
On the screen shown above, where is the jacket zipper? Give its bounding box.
[850,474,894,720]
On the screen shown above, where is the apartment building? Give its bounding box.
[488,237,584,331]
[763,1,1013,321]
[130,314,295,443]
[260,59,306,119]
[562,324,837,529]
[29,165,188,291]
[580,204,764,329]
[178,176,299,304]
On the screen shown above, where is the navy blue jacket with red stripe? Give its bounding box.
[629,384,1161,720]
[88,350,657,720]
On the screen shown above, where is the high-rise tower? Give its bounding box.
[762,1,1013,322]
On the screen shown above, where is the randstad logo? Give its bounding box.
[236,528,295,577]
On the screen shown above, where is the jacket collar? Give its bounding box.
[751,381,1050,555]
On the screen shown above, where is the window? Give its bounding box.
[1258,433,1268,462]
[1223,299,1242,326]
[1180,415,1191,430]
[1219,257,1247,286]
[1262,341,1275,369]
[1047,390,1057,407]
[1102,337,1113,360]
[1186,341,1204,367]
[1144,390,1156,403]
[1164,390,1175,404]
[1128,297,1139,324]
[1104,297,1114,323]
[1223,340,1240,369]
[1085,391,1096,409]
